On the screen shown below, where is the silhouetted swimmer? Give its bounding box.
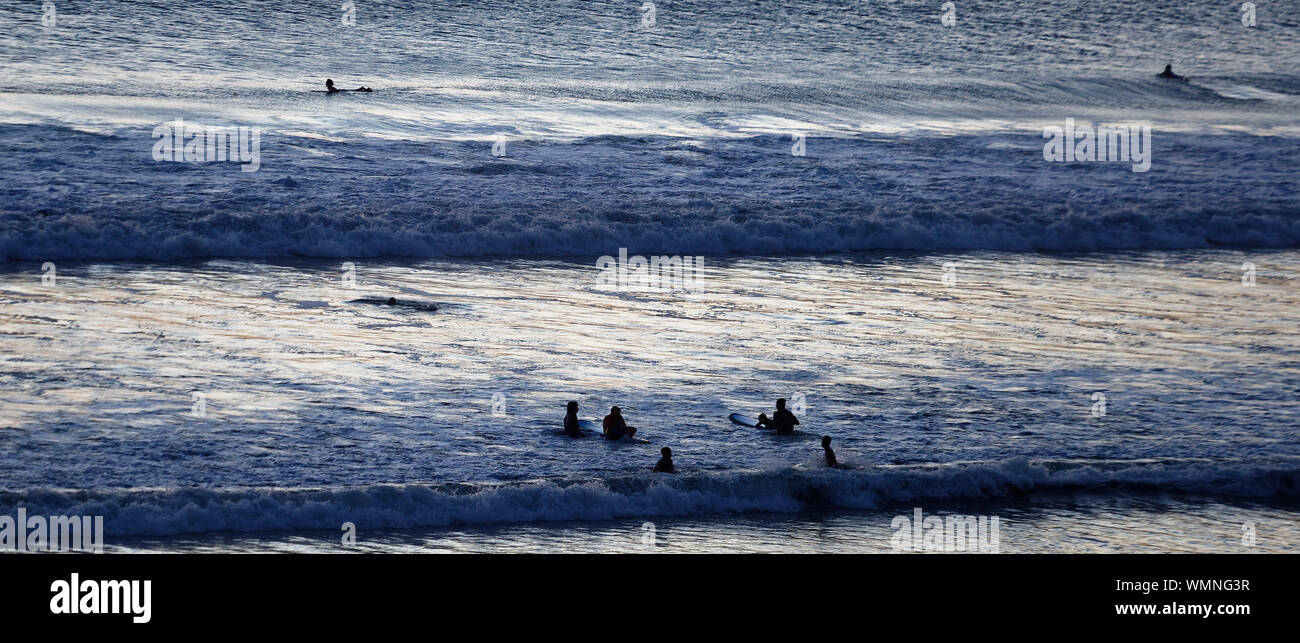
[757,398,799,435]
[386,297,397,306]
[822,435,837,468]
[602,406,638,441]
[653,447,675,473]
[1156,64,1186,82]
[325,78,373,93]
[563,401,582,438]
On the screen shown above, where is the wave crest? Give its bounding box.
[3,459,1295,537]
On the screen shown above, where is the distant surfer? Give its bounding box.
[1156,64,1186,82]
[822,435,837,467]
[325,78,373,93]
[756,398,799,435]
[563,401,582,438]
[652,447,676,473]
[386,297,397,306]
[603,406,638,441]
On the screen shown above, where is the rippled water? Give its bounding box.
[4,250,1297,488]
[3,0,1299,262]
[1,250,1297,550]
[6,0,1297,138]
[111,495,1300,554]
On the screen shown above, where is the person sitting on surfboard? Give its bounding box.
[822,435,837,467]
[325,78,373,93]
[757,398,799,434]
[563,401,582,438]
[1155,64,1186,82]
[652,447,675,473]
[603,406,637,441]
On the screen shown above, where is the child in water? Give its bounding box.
[822,435,837,468]
[653,447,675,473]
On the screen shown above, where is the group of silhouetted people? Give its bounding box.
[562,401,637,440]
[562,398,838,473]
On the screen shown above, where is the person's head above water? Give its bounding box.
[386,297,396,305]
[610,406,621,415]
[776,398,787,410]
[1163,64,1173,73]
[661,447,672,457]
[326,79,336,89]
[822,435,832,448]
[567,401,578,412]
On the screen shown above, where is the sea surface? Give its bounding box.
[0,0,1297,552]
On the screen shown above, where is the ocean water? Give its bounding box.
[1,1,1298,552]
[3,0,1299,260]
[2,251,1298,551]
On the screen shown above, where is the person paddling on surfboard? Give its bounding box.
[325,78,373,93]
[652,447,675,473]
[757,398,799,435]
[563,401,582,438]
[603,406,637,441]
[1156,64,1186,82]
